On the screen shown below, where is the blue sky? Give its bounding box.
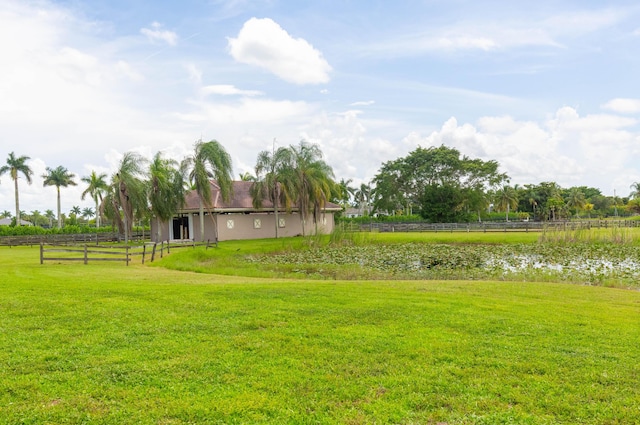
[1,0,640,213]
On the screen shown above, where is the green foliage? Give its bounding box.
[372,145,507,221]
[419,183,472,222]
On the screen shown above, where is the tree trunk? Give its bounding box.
[274,185,279,239]
[56,187,62,228]
[14,178,20,225]
[199,200,205,242]
[95,199,101,228]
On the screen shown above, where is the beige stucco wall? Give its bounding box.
[151,211,336,242]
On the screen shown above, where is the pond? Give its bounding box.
[249,243,640,289]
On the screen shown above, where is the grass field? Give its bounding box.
[2,239,640,424]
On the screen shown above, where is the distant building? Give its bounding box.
[0,218,32,226]
[150,181,342,242]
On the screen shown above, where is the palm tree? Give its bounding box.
[70,205,82,225]
[630,182,640,199]
[238,171,254,181]
[30,210,44,227]
[494,185,519,222]
[82,207,94,224]
[566,188,587,219]
[42,166,77,228]
[108,152,148,243]
[1,210,11,219]
[288,141,335,235]
[354,183,372,216]
[184,140,233,242]
[251,145,295,239]
[45,209,55,227]
[81,171,109,228]
[148,151,187,242]
[334,178,356,210]
[0,152,33,225]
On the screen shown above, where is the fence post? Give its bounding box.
[84,244,88,265]
[142,244,146,264]
[126,245,130,266]
[40,242,44,264]
[151,243,157,262]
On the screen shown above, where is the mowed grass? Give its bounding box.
[1,244,640,424]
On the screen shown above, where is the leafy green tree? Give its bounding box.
[148,151,187,241]
[374,145,507,222]
[494,185,519,221]
[1,210,11,219]
[42,166,77,228]
[81,171,109,228]
[288,141,335,235]
[184,140,233,242]
[0,152,33,225]
[419,184,466,222]
[251,146,294,239]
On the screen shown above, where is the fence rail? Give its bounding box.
[0,232,147,247]
[38,239,214,266]
[350,220,640,233]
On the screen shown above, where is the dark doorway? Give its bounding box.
[172,216,190,240]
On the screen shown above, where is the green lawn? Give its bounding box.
[1,244,640,424]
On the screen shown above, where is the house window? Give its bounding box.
[278,218,286,228]
[226,219,235,229]
[253,218,261,229]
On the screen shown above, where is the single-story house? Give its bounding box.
[0,218,32,226]
[150,181,342,242]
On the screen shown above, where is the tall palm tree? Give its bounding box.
[148,151,187,242]
[288,141,335,236]
[184,140,233,242]
[1,210,11,219]
[81,171,109,228]
[251,145,295,238]
[42,166,77,228]
[0,152,33,225]
[108,152,148,243]
[494,185,519,222]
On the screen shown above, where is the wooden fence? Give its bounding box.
[0,232,147,247]
[39,239,214,266]
[350,220,640,233]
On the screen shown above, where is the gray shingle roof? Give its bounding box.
[180,181,341,212]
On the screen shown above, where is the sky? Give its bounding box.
[1,0,640,215]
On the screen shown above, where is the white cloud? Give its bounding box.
[202,84,263,96]
[140,22,178,46]
[350,100,375,106]
[406,107,639,191]
[364,7,623,56]
[227,17,332,85]
[602,98,640,114]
